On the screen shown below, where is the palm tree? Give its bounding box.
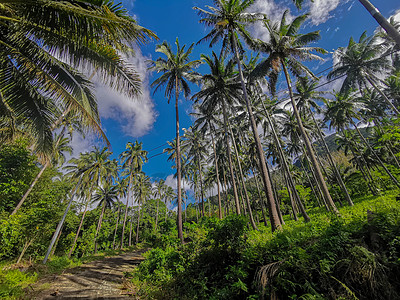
[0,0,157,151]
[192,52,242,216]
[325,90,400,188]
[327,32,399,115]
[194,0,282,231]
[66,146,112,257]
[92,184,118,252]
[294,77,353,206]
[119,141,148,248]
[134,172,151,244]
[148,38,201,242]
[250,10,339,215]
[153,179,166,232]
[11,131,72,215]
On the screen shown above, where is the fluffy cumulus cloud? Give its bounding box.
[249,0,291,40]
[165,174,191,191]
[95,49,156,137]
[307,0,341,25]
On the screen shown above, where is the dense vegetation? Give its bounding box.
[1,0,400,299]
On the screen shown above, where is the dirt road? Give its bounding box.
[31,251,146,299]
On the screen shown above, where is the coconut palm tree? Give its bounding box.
[0,0,157,151]
[153,179,166,232]
[250,10,339,215]
[119,141,148,248]
[294,77,353,206]
[194,0,282,231]
[192,52,243,216]
[325,90,400,188]
[327,32,399,115]
[148,38,201,242]
[134,172,151,244]
[92,183,118,252]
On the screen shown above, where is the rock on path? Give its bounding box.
[32,251,145,299]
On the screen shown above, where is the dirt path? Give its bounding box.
[31,251,146,299]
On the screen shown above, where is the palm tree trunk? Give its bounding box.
[135,200,142,244]
[351,121,400,188]
[252,168,268,227]
[310,109,353,206]
[358,0,400,46]
[222,102,241,215]
[211,129,222,219]
[121,175,133,249]
[198,160,205,217]
[155,198,160,232]
[263,104,310,221]
[232,35,281,231]
[11,161,50,216]
[366,76,400,115]
[112,201,121,250]
[43,181,80,264]
[282,62,339,215]
[175,77,183,243]
[228,123,257,229]
[17,235,36,264]
[68,195,91,258]
[94,200,107,253]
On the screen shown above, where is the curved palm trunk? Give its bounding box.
[68,196,91,258]
[175,77,183,243]
[282,62,339,215]
[43,181,80,264]
[228,123,257,229]
[358,0,400,46]
[11,161,50,216]
[310,109,353,206]
[232,37,281,231]
[94,200,107,253]
[120,175,133,248]
[222,102,241,215]
[351,121,400,188]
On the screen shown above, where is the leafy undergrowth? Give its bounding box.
[0,247,140,299]
[132,191,400,300]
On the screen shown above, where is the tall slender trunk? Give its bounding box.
[129,193,136,247]
[12,161,50,216]
[121,174,133,248]
[155,198,160,232]
[263,104,310,222]
[351,121,400,188]
[222,167,229,217]
[358,0,400,46]
[198,160,205,217]
[282,62,339,215]
[135,200,142,244]
[310,109,353,206]
[211,129,222,219]
[17,235,36,264]
[282,169,298,221]
[175,77,183,243]
[228,123,257,229]
[68,194,91,258]
[222,102,241,214]
[112,201,121,250]
[252,168,268,227]
[232,35,281,231]
[43,181,80,264]
[94,200,107,253]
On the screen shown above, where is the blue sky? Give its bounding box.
[70,0,400,190]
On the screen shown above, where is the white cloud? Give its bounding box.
[307,0,341,25]
[94,48,157,137]
[249,0,291,41]
[165,174,191,191]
